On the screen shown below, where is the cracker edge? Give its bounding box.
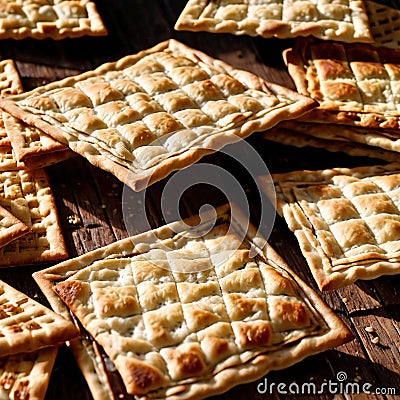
[0,59,23,96]
[0,168,69,267]
[0,279,80,357]
[284,38,400,130]
[0,204,31,248]
[174,0,373,42]
[263,123,400,162]
[0,1,107,40]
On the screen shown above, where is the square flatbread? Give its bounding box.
[285,37,400,129]
[264,120,400,162]
[0,203,30,248]
[0,0,107,40]
[0,347,57,400]
[0,168,68,267]
[0,39,316,191]
[268,162,400,290]
[0,279,78,357]
[33,204,352,400]
[175,0,373,43]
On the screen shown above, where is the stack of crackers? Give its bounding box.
[0,35,352,399]
[0,1,109,396]
[0,59,69,269]
[175,0,400,46]
[175,0,400,291]
[0,57,76,400]
[265,33,400,290]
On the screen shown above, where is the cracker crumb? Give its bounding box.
[67,214,81,225]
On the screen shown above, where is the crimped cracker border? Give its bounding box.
[175,0,373,43]
[0,1,107,40]
[0,59,23,96]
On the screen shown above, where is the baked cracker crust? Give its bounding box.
[3,112,69,161]
[0,143,75,171]
[285,37,400,129]
[0,39,316,191]
[0,0,107,40]
[175,0,373,43]
[0,279,79,357]
[366,0,400,48]
[0,346,58,400]
[0,204,30,248]
[0,59,23,96]
[268,162,400,290]
[33,204,352,400]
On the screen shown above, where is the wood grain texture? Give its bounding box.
[0,0,397,399]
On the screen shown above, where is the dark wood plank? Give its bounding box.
[89,165,128,240]
[48,158,117,254]
[365,276,400,307]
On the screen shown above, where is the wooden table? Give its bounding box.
[0,1,399,399]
